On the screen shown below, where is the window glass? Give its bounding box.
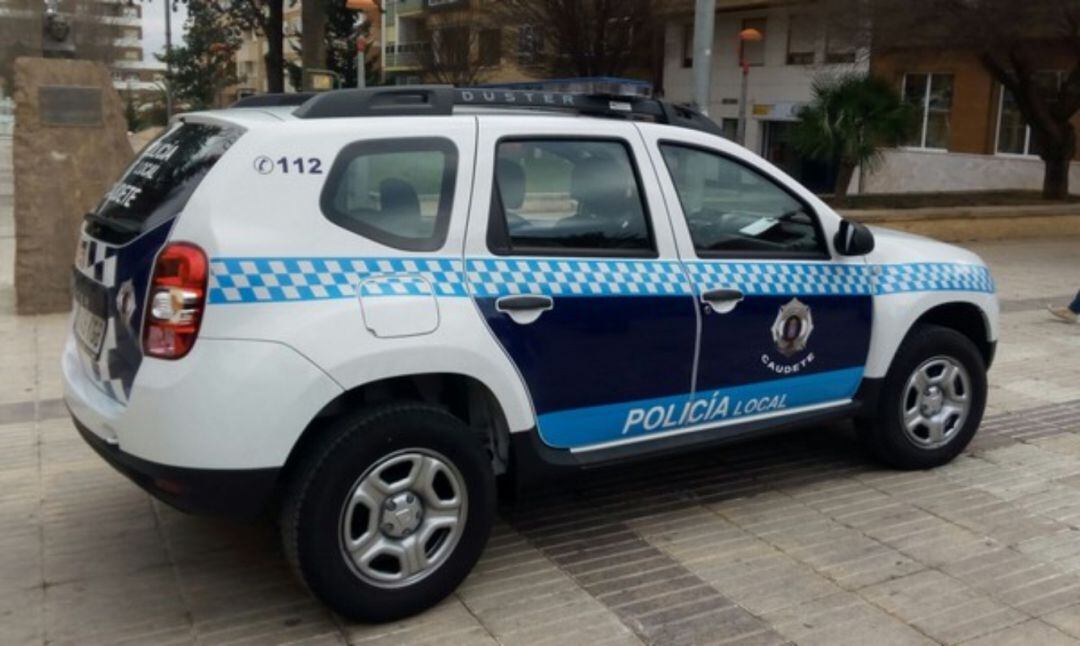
[660,144,824,256]
[479,29,501,65]
[491,140,653,254]
[787,15,816,65]
[824,25,856,63]
[997,72,1063,157]
[924,74,953,149]
[720,119,738,141]
[681,23,693,68]
[901,73,928,147]
[95,122,242,228]
[902,73,952,149]
[996,88,1027,155]
[322,138,456,251]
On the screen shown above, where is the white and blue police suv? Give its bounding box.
[64,87,998,621]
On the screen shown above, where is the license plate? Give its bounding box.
[72,270,108,356]
[74,303,106,355]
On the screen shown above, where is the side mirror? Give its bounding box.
[834,219,875,256]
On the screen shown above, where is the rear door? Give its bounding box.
[465,117,698,450]
[644,132,873,425]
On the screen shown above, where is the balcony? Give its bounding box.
[387,0,424,18]
[384,41,430,70]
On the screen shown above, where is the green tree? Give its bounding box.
[792,74,915,199]
[158,2,240,109]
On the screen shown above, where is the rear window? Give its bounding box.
[320,137,457,252]
[90,121,242,240]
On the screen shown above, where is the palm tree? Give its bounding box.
[793,74,915,199]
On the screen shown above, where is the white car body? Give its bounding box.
[62,91,998,516]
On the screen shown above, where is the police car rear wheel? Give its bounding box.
[863,324,987,470]
[281,403,495,623]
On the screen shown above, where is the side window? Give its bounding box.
[489,139,654,256]
[659,143,825,257]
[320,138,457,252]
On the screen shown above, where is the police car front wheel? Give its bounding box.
[861,324,987,470]
[281,403,495,623]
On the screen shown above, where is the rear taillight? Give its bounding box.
[142,242,208,359]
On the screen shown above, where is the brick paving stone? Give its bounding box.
[959,619,1076,646]
[860,570,1029,644]
[762,591,934,646]
[1042,605,1080,639]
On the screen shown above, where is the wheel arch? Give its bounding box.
[277,372,515,501]
[910,302,995,368]
[865,292,998,382]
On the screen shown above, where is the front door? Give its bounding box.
[465,123,698,450]
[652,140,872,428]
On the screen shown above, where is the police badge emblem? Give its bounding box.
[771,298,813,357]
[116,280,137,328]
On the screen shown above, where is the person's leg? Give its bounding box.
[1049,291,1080,323]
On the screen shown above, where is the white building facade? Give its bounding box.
[661,1,867,192]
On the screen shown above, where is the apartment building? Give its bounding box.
[865,48,1080,194]
[381,0,542,86]
[659,0,867,192]
[233,2,304,97]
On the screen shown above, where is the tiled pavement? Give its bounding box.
[3,136,1080,644]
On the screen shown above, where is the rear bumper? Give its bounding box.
[73,413,278,518]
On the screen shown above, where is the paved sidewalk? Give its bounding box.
[3,136,1080,644]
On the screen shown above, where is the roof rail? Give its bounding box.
[291,85,724,136]
[231,92,316,108]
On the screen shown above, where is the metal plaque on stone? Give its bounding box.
[38,85,103,126]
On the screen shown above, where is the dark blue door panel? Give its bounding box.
[695,294,873,393]
[475,295,697,447]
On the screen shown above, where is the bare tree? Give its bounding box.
[416,16,488,86]
[827,0,1080,199]
[494,0,659,79]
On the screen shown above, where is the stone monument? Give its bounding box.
[12,57,132,313]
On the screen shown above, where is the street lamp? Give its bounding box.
[735,27,762,146]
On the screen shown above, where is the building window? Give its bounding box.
[995,72,1064,157]
[786,15,816,65]
[740,18,766,66]
[720,119,738,140]
[681,23,693,68]
[902,73,953,150]
[517,24,542,65]
[479,29,501,66]
[824,26,856,64]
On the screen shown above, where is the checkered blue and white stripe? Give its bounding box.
[686,262,875,296]
[74,232,128,404]
[207,258,467,304]
[206,257,995,304]
[465,258,692,297]
[875,263,995,295]
[75,237,118,284]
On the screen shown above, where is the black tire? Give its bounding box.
[860,324,987,470]
[281,403,495,622]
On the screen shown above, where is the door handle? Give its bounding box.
[496,295,553,324]
[701,288,743,314]
[496,295,553,312]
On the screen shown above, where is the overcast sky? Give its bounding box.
[141,1,188,62]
